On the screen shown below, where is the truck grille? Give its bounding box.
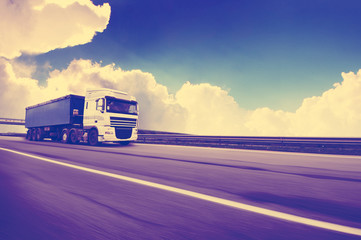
[115,127,132,139]
[110,117,137,128]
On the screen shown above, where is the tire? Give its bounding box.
[88,129,99,146]
[69,130,79,144]
[26,130,31,140]
[36,128,44,141]
[31,129,37,141]
[61,129,70,143]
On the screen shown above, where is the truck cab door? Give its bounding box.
[83,98,105,132]
[83,99,102,127]
[94,98,105,126]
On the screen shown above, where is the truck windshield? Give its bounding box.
[106,97,138,115]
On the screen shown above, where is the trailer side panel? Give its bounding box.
[25,95,84,128]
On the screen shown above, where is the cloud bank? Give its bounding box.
[1,58,361,137]
[0,0,359,137]
[0,0,110,59]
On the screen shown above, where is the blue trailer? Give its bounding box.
[25,95,85,141]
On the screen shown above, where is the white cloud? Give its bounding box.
[0,1,359,137]
[242,70,361,137]
[175,82,249,135]
[0,59,188,133]
[291,70,361,136]
[0,0,110,59]
[45,59,189,132]
[0,57,360,137]
[0,58,41,118]
[244,108,292,136]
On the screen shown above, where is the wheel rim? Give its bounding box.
[62,132,68,142]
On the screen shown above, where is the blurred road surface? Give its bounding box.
[1,136,361,240]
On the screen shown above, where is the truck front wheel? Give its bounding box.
[88,129,99,146]
[69,130,79,144]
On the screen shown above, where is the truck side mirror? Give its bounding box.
[96,98,104,113]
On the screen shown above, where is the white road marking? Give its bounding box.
[1,146,361,236]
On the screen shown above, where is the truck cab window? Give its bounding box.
[106,97,138,115]
[96,98,105,112]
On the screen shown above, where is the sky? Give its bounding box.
[1,0,361,136]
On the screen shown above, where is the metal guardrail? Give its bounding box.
[137,134,361,145]
[0,118,25,125]
[136,134,361,155]
[1,117,360,155]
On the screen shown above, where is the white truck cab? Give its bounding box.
[84,88,139,145]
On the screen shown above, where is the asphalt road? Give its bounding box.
[1,136,361,240]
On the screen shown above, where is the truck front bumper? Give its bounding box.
[98,127,138,142]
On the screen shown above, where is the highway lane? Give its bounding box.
[0,137,361,239]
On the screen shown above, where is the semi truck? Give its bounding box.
[25,88,139,146]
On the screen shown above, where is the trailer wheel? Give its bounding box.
[69,130,79,144]
[26,130,31,140]
[61,129,70,143]
[36,128,44,141]
[31,129,37,141]
[88,129,99,146]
